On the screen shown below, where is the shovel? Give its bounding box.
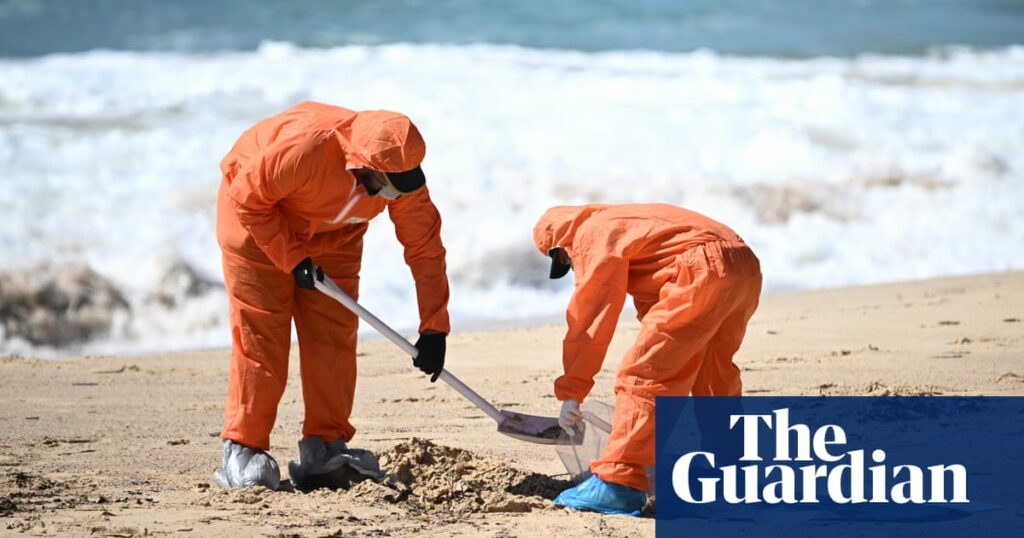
[314,273,581,445]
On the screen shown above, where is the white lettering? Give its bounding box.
[891,465,926,504]
[730,414,772,461]
[799,464,828,503]
[672,451,718,503]
[869,449,888,503]
[774,408,813,462]
[763,465,798,504]
[670,408,970,507]
[928,464,969,503]
[813,424,846,462]
[721,464,762,504]
[827,449,866,503]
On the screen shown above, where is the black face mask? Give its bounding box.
[548,247,572,279]
[353,166,426,200]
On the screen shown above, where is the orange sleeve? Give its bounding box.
[387,187,451,334]
[227,130,339,273]
[553,217,654,402]
[554,254,629,402]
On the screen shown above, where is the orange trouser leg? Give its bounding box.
[691,244,761,397]
[691,280,761,397]
[591,242,761,491]
[293,242,363,443]
[220,250,295,451]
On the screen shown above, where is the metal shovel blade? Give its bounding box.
[497,410,584,445]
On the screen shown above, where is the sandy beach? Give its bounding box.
[1,271,1022,537]
[2,1,1021,535]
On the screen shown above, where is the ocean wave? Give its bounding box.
[2,0,1022,58]
[0,43,1021,355]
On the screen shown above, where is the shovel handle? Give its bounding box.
[313,275,505,424]
[583,411,612,433]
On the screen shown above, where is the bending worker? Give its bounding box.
[213,101,449,490]
[535,203,762,515]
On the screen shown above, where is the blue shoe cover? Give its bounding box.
[553,475,646,516]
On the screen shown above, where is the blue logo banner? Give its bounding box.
[655,397,1024,536]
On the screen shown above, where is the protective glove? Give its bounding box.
[292,257,323,289]
[413,332,446,382]
[559,399,582,436]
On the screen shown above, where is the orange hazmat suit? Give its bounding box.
[217,101,450,451]
[534,204,762,491]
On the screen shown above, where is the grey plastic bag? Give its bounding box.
[288,436,383,492]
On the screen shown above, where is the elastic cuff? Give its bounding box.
[554,378,590,403]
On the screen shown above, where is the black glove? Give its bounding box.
[292,257,323,289]
[413,332,446,382]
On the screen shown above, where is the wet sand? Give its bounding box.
[1,271,1022,537]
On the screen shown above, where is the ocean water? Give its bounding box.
[1,1,1022,356]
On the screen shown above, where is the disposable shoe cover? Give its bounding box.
[212,439,281,490]
[553,475,646,517]
[288,436,382,491]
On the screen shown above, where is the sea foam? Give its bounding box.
[0,43,1021,355]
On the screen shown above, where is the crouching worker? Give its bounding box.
[213,101,450,490]
[533,204,762,515]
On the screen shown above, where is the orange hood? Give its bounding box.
[344,110,426,172]
[532,204,608,255]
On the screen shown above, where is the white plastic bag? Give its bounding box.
[554,399,655,495]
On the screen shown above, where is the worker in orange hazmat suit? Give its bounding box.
[534,203,762,515]
[211,101,450,491]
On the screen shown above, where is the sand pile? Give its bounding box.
[346,438,572,515]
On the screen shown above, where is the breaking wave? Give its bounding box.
[1,43,1021,355]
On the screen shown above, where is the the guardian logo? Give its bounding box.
[672,408,969,505]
